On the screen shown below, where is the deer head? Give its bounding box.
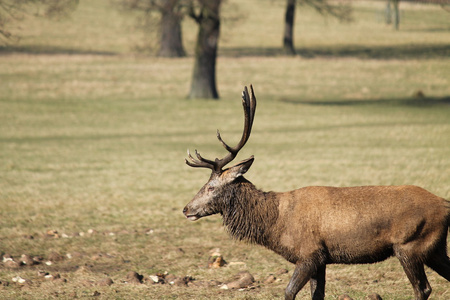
[183,85,257,221]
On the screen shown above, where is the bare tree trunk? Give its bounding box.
[188,1,221,99]
[283,0,296,55]
[158,9,185,57]
[393,0,400,30]
[385,0,392,24]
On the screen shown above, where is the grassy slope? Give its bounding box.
[0,0,449,299]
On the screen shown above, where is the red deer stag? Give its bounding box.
[183,85,450,300]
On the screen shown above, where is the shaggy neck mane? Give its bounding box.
[220,177,279,245]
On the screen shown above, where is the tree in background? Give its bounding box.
[283,0,297,55]
[188,0,221,99]
[283,0,352,55]
[115,0,222,99]
[385,0,400,30]
[115,0,187,57]
[0,0,78,43]
[385,0,450,31]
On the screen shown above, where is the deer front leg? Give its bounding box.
[310,265,326,300]
[285,262,316,300]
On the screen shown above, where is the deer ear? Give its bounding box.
[222,156,254,181]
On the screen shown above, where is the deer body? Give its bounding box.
[183,86,450,300]
[223,183,448,263]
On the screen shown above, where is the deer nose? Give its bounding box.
[183,207,188,215]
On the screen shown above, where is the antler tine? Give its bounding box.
[185,85,256,172]
[194,149,217,166]
[216,85,256,169]
[185,149,217,170]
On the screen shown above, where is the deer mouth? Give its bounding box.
[183,206,201,221]
[186,215,199,221]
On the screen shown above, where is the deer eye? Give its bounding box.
[207,186,215,192]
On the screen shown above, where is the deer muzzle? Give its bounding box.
[182,206,199,221]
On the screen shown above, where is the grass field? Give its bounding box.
[0,0,449,299]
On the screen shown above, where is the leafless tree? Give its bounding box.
[283,0,352,55]
[386,0,450,30]
[187,0,221,99]
[0,0,78,43]
[115,0,222,98]
[114,0,188,57]
[385,0,400,30]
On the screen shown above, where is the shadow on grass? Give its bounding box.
[0,44,117,56]
[280,96,450,107]
[0,130,195,144]
[2,42,449,59]
[406,27,450,33]
[220,43,450,59]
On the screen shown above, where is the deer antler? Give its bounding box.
[185,85,257,172]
